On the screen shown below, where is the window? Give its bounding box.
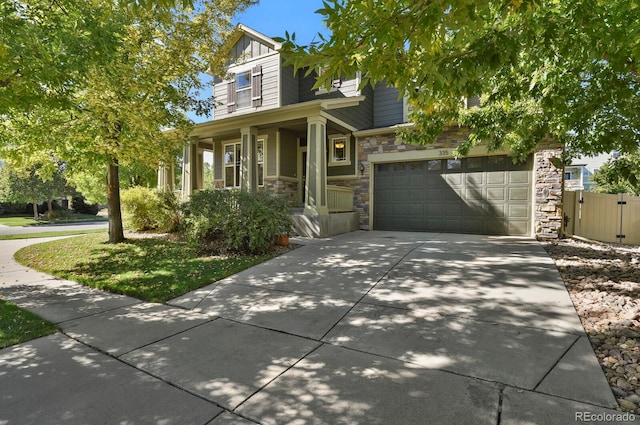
[447,159,462,170]
[224,142,242,188]
[257,139,264,187]
[235,71,252,109]
[565,171,573,180]
[427,160,442,171]
[330,136,350,165]
[227,65,262,112]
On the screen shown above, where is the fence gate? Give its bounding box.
[564,191,640,245]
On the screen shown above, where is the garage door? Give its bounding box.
[373,155,533,235]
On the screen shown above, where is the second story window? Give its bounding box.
[227,65,262,113]
[236,71,251,109]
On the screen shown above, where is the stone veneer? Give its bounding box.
[329,127,563,238]
[263,178,299,207]
[533,143,564,238]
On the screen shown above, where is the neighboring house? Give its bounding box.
[160,24,563,238]
[564,153,615,192]
[564,164,592,192]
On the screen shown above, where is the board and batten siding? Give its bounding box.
[373,82,404,128]
[213,53,281,119]
[229,34,274,64]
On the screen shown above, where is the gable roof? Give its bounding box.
[234,24,282,51]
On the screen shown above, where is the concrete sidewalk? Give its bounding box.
[0,232,634,424]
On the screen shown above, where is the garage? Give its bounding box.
[373,155,533,235]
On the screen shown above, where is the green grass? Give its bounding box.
[0,299,59,348]
[0,229,107,241]
[14,233,276,303]
[0,214,107,227]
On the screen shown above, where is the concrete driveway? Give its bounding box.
[0,232,630,424]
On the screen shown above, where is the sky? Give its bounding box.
[190,0,329,123]
[233,0,329,45]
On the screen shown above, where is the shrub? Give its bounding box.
[71,196,100,215]
[181,190,292,255]
[121,187,180,232]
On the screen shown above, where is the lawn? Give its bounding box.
[0,299,59,348]
[0,214,107,227]
[14,233,276,303]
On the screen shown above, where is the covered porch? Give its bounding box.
[160,99,362,237]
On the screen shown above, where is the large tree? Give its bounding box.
[1,0,254,243]
[280,0,639,161]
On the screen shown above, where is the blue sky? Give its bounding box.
[234,0,329,45]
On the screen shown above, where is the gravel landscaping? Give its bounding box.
[543,238,640,413]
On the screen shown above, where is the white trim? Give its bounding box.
[328,134,351,166]
[237,24,282,51]
[257,137,265,187]
[298,144,307,204]
[367,145,512,164]
[223,140,242,188]
[189,97,366,137]
[226,50,280,73]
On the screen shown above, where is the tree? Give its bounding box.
[592,154,640,196]
[0,0,123,113]
[1,0,254,243]
[0,163,72,220]
[279,0,639,162]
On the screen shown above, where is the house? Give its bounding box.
[160,24,563,239]
[564,153,615,192]
[564,164,592,192]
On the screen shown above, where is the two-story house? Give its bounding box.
[161,24,563,239]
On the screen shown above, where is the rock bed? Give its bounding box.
[543,238,640,413]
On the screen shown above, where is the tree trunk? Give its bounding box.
[32,202,38,221]
[107,161,125,243]
[47,200,53,216]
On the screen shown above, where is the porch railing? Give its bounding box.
[327,185,354,213]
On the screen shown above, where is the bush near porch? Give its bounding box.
[121,187,180,233]
[180,189,292,255]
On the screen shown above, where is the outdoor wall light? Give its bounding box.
[359,162,365,175]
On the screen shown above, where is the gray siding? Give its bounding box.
[374,82,404,127]
[298,70,362,102]
[279,130,298,178]
[298,71,317,102]
[213,139,223,181]
[280,62,298,106]
[265,129,278,177]
[213,53,281,119]
[325,84,374,131]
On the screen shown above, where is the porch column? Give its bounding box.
[157,163,173,192]
[304,116,329,216]
[240,126,258,192]
[182,137,198,200]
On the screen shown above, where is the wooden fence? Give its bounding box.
[564,191,640,245]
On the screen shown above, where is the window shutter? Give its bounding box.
[251,65,262,107]
[227,74,236,113]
